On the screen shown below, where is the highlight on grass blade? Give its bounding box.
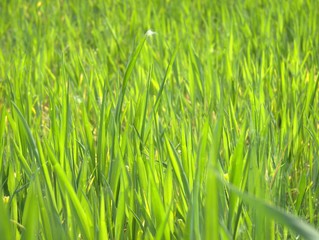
[145,29,157,37]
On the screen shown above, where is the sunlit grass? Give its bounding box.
[1,0,319,239]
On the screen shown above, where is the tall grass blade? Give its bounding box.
[115,37,146,123]
[218,174,319,240]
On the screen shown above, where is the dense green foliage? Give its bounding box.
[1,0,319,239]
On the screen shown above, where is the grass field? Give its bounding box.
[1,0,319,239]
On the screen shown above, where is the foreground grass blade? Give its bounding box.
[21,179,39,240]
[165,136,190,199]
[47,144,93,239]
[0,195,12,239]
[206,115,224,240]
[99,187,108,240]
[217,173,319,240]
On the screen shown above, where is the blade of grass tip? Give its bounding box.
[0,194,13,239]
[115,36,146,123]
[152,44,179,114]
[215,172,319,240]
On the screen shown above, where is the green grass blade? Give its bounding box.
[115,36,146,122]
[21,179,39,240]
[11,102,40,165]
[99,187,109,240]
[165,136,190,199]
[152,44,179,114]
[0,195,13,239]
[46,143,93,239]
[218,174,319,240]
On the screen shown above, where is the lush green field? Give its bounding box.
[1,0,319,239]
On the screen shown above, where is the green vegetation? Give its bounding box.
[1,0,319,239]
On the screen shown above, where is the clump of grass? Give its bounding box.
[1,0,319,239]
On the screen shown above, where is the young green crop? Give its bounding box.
[1,0,319,239]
